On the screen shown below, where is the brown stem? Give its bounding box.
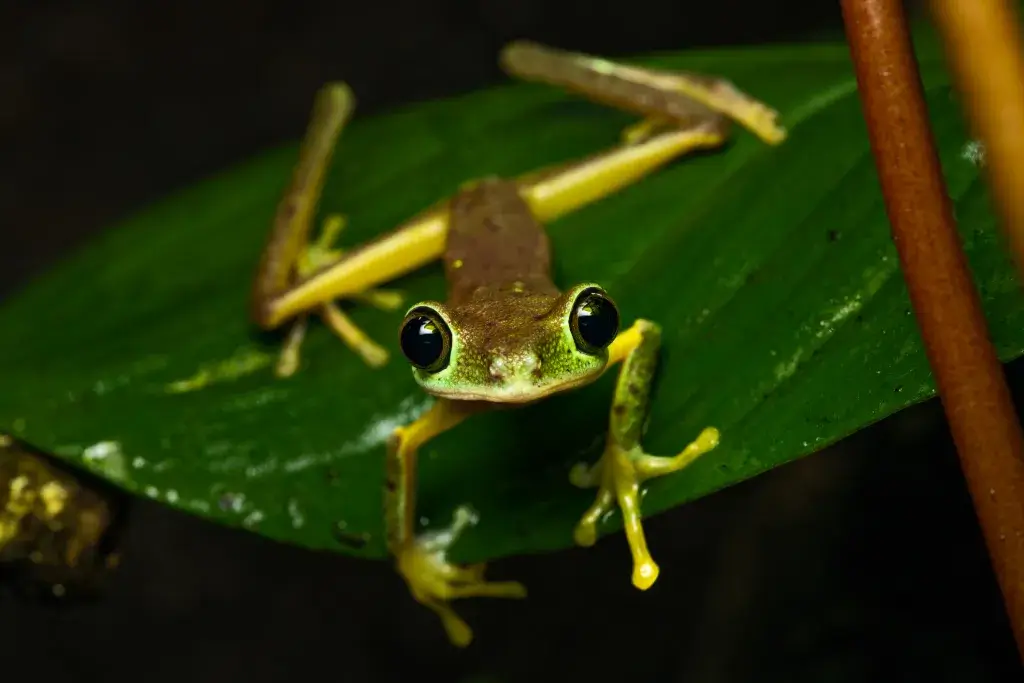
[840,0,1024,658]
[930,0,1024,276]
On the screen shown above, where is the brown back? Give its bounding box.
[444,179,559,305]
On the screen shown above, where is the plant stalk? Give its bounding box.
[929,0,1024,277]
[840,0,1024,659]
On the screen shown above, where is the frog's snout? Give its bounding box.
[487,351,542,382]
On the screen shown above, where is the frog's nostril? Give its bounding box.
[521,352,540,374]
[489,353,540,381]
[489,356,508,379]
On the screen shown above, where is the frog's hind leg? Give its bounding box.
[499,40,787,146]
[250,83,403,377]
[569,320,720,589]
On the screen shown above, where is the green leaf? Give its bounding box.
[1,39,1021,565]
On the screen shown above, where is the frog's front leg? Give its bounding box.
[251,83,403,377]
[387,398,526,647]
[570,320,720,589]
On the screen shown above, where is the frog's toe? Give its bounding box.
[569,459,602,488]
[398,545,526,646]
[426,597,473,647]
[398,542,526,599]
[396,507,526,647]
[621,116,671,145]
[572,486,613,547]
[573,431,718,591]
[356,288,404,311]
[274,315,309,378]
[572,443,654,583]
[320,301,390,368]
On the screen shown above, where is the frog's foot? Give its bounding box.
[616,74,785,147]
[396,505,527,647]
[275,214,404,377]
[629,69,785,145]
[570,426,720,590]
[664,71,786,144]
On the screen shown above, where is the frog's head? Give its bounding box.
[397,283,620,403]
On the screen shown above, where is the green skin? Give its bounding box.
[409,178,613,403]
[384,177,662,555]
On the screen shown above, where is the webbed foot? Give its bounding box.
[571,426,720,589]
[396,506,526,647]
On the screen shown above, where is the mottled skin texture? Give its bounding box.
[445,177,558,303]
[409,179,607,402]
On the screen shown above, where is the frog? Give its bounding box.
[249,41,786,646]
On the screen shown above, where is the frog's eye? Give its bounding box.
[569,287,620,354]
[399,306,452,372]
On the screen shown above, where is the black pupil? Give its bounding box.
[400,314,446,369]
[576,293,619,350]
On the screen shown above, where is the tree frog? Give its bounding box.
[249,41,785,646]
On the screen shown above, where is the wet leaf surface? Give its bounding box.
[1,39,1021,563]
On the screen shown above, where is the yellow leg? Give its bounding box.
[570,319,720,590]
[307,215,406,313]
[250,83,405,377]
[387,399,526,647]
[274,213,404,377]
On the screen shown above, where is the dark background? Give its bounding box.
[2,1,1022,681]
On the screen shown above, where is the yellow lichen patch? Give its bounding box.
[0,518,19,546]
[6,475,36,516]
[39,480,68,520]
[0,437,119,586]
[0,474,37,549]
[165,347,274,393]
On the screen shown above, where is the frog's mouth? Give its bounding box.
[425,371,602,404]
